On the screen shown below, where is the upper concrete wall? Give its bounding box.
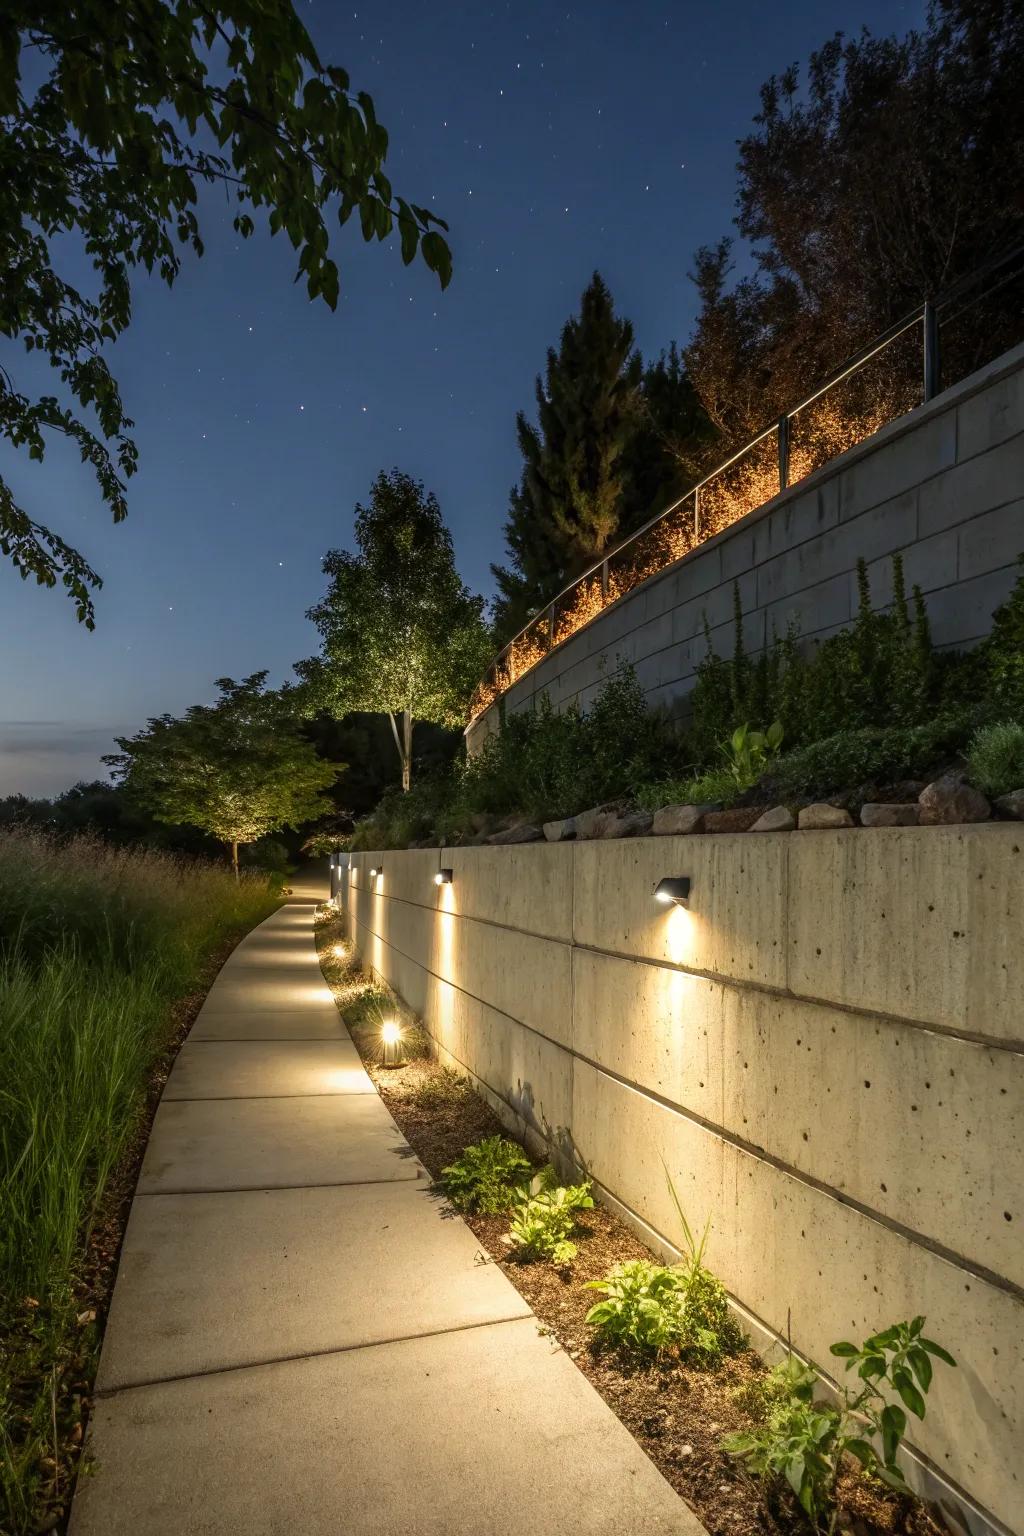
[467,343,1024,751]
[337,828,1024,1536]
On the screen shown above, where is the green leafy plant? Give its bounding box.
[585,1260,687,1352]
[586,1174,743,1361]
[721,721,784,788]
[505,1179,594,1264]
[767,713,978,801]
[664,1170,744,1364]
[980,554,1024,719]
[723,1319,955,1531]
[439,1136,534,1214]
[967,720,1024,798]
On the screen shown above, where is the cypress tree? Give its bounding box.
[491,273,641,640]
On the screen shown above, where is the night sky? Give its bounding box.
[0,0,919,796]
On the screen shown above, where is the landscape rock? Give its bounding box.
[652,803,718,836]
[543,817,577,842]
[860,802,920,828]
[599,810,654,839]
[995,788,1024,820]
[486,823,543,845]
[798,802,855,830]
[703,806,768,834]
[749,805,796,833]
[918,774,991,825]
[574,803,622,840]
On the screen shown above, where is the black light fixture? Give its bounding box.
[654,876,691,906]
[369,864,382,882]
[434,867,453,886]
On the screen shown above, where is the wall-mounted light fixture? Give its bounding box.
[369,864,382,882]
[380,1019,406,1068]
[434,868,453,886]
[654,876,691,906]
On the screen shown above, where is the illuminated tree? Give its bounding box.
[106,674,339,873]
[0,3,451,625]
[299,470,489,791]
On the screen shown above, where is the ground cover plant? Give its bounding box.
[0,829,279,1535]
[505,1177,595,1265]
[315,909,949,1536]
[440,1136,534,1214]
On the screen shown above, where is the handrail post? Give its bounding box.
[923,300,940,401]
[693,487,700,542]
[777,414,790,492]
[547,602,555,651]
[601,559,609,601]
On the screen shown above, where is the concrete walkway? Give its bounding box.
[71,867,701,1535]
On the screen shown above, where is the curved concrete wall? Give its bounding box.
[338,828,1024,1536]
[467,342,1024,752]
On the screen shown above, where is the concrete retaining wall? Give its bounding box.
[467,342,1024,753]
[337,829,1024,1536]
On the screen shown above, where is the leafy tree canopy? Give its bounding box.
[298,469,490,790]
[686,0,1024,444]
[0,3,452,624]
[105,672,339,869]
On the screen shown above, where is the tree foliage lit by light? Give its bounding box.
[105,673,340,872]
[299,470,490,790]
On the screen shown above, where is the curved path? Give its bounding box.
[71,864,700,1535]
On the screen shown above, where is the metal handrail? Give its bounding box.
[472,241,1024,716]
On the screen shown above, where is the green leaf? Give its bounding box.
[785,1454,806,1499]
[892,1367,926,1419]
[421,230,453,288]
[908,1345,932,1392]
[845,1437,876,1468]
[829,1341,859,1357]
[920,1338,956,1367]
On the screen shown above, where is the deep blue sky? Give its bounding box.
[0,0,920,796]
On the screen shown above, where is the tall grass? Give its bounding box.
[0,829,279,1531]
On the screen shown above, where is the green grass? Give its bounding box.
[0,828,279,1533]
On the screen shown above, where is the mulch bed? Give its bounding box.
[317,911,947,1536]
[1,931,260,1536]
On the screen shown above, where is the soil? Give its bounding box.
[1,929,268,1536]
[318,913,948,1536]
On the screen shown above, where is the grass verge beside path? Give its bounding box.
[0,829,280,1535]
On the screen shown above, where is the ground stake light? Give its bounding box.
[654,876,692,907]
[380,1019,406,1068]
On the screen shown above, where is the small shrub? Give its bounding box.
[439,1136,533,1214]
[723,1319,955,1527]
[587,1173,743,1362]
[505,1180,594,1264]
[767,713,978,800]
[408,1066,471,1110]
[721,721,784,788]
[967,720,1024,798]
[585,1260,686,1352]
[981,555,1024,719]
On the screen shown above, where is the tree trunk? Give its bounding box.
[387,710,414,792]
[231,840,239,880]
